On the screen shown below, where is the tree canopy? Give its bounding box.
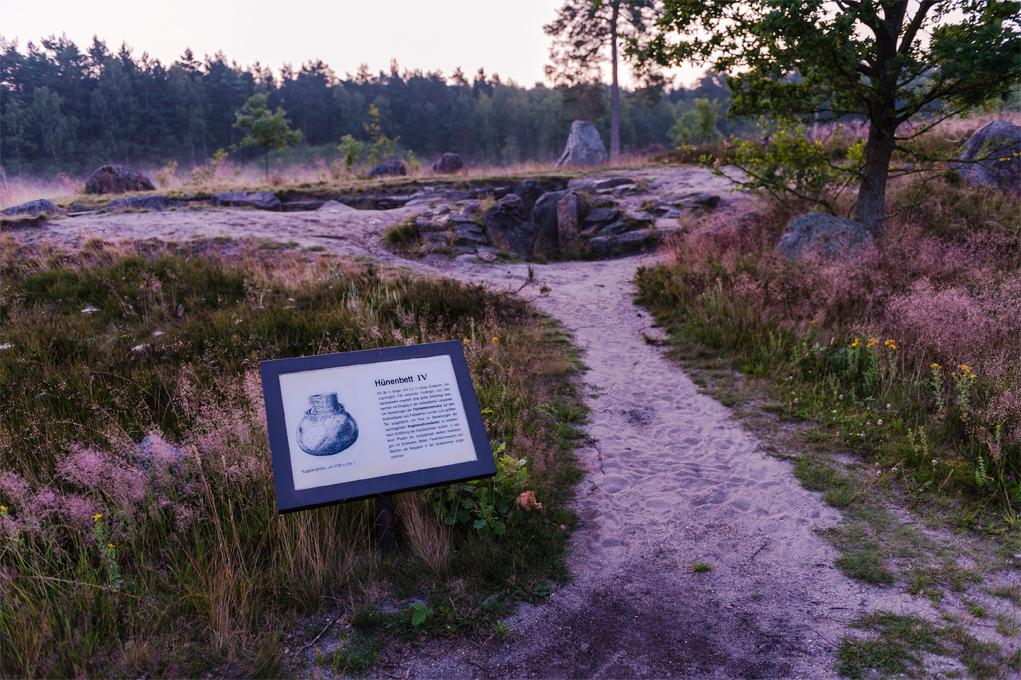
[640,0,1021,234]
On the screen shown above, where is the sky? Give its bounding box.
[2,0,701,87]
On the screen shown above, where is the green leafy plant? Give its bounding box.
[430,444,532,536]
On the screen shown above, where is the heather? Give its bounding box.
[0,239,584,676]
[636,175,1021,519]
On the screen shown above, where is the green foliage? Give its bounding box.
[727,117,861,211]
[338,134,365,170]
[837,611,1006,679]
[670,98,720,146]
[234,93,303,177]
[430,445,531,536]
[364,104,398,164]
[690,562,713,573]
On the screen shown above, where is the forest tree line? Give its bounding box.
[0,35,741,175]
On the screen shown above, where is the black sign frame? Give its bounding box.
[260,340,495,513]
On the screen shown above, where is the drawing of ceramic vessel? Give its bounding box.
[297,393,359,456]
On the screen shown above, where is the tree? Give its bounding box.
[671,97,720,145]
[233,93,302,178]
[545,0,657,161]
[641,0,1021,237]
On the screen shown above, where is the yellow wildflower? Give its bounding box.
[0,505,7,514]
[930,363,941,370]
[93,513,103,523]
[106,543,115,550]
[462,338,471,346]
[884,339,897,351]
[850,338,861,349]
[867,338,879,348]
[958,363,972,373]
[491,336,499,345]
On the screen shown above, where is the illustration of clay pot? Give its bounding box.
[297,393,359,456]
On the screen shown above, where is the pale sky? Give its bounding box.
[2,0,701,87]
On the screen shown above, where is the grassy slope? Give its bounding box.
[0,237,586,676]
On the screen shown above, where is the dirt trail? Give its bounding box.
[18,167,935,678]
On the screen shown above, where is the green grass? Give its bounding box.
[690,562,713,573]
[0,239,586,676]
[837,611,1007,679]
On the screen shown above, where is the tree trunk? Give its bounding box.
[851,122,896,239]
[609,1,621,162]
[264,150,270,180]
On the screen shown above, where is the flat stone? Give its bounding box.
[1,198,66,218]
[211,191,282,211]
[476,246,499,263]
[585,206,620,224]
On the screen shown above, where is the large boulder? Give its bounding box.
[83,165,155,194]
[211,191,282,211]
[777,213,873,260]
[556,120,609,167]
[1,198,66,218]
[531,190,567,259]
[481,194,535,258]
[957,120,1021,195]
[431,152,464,174]
[369,160,408,178]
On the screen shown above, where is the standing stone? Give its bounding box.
[531,190,566,259]
[481,194,535,258]
[83,165,156,194]
[556,121,609,168]
[957,120,1021,196]
[431,153,465,174]
[556,192,583,259]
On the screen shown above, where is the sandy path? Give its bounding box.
[16,167,930,678]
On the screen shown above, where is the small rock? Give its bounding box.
[83,165,156,194]
[1,198,66,218]
[431,152,465,174]
[211,191,282,211]
[599,220,633,236]
[454,253,479,263]
[455,225,488,245]
[670,191,722,211]
[777,212,874,260]
[317,200,355,212]
[368,160,407,178]
[593,177,635,191]
[584,206,619,224]
[556,120,609,167]
[280,199,326,212]
[475,246,499,263]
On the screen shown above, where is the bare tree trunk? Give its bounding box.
[609,1,621,162]
[851,121,896,239]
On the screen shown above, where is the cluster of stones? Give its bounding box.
[405,177,721,262]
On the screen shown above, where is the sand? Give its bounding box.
[12,167,1000,678]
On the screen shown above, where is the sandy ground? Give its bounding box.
[10,167,1001,678]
